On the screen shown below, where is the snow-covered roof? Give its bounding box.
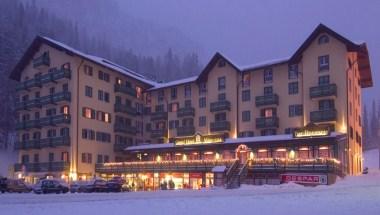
[212,166,227,173]
[239,57,290,71]
[41,37,158,86]
[148,76,198,91]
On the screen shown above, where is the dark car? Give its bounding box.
[33,179,69,194]
[106,180,122,192]
[70,181,87,193]
[83,179,107,192]
[6,179,31,193]
[0,177,7,193]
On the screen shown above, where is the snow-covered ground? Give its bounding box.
[1,149,379,215]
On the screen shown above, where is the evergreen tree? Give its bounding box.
[370,100,378,139]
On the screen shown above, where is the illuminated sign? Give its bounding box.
[281,174,328,185]
[293,123,330,138]
[175,133,225,146]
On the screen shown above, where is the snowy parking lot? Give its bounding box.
[1,149,379,215]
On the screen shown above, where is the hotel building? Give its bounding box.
[10,24,373,188]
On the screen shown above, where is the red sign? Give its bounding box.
[189,173,203,178]
[281,174,327,185]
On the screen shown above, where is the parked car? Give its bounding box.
[106,180,122,192]
[6,179,31,193]
[82,179,107,192]
[33,179,69,194]
[70,181,87,193]
[0,177,7,193]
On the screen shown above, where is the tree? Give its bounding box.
[370,100,379,139]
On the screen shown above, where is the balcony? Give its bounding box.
[177,126,195,137]
[150,111,168,121]
[114,123,137,135]
[210,100,231,112]
[310,109,337,123]
[14,161,70,172]
[114,103,137,116]
[150,129,167,139]
[310,84,337,99]
[255,94,279,107]
[210,121,231,132]
[114,84,136,97]
[15,92,71,111]
[177,107,195,118]
[256,116,279,129]
[33,53,50,68]
[16,114,71,130]
[16,68,71,92]
[14,136,70,150]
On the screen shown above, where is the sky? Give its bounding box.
[121,0,380,105]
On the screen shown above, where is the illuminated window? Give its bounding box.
[318,55,329,71]
[170,103,179,112]
[104,113,111,123]
[136,86,143,99]
[116,77,122,85]
[82,107,94,119]
[61,105,69,115]
[242,73,251,87]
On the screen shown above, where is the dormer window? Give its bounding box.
[318,35,329,44]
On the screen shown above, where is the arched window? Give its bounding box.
[318,35,329,44]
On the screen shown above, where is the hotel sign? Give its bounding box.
[281,174,328,185]
[293,123,330,138]
[174,133,225,146]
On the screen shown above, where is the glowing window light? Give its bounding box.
[299,147,309,151]
[258,149,267,153]
[204,151,213,155]
[276,148,286,152]
[289,150,295,160]
[319,146,329,150]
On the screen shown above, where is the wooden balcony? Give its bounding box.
[150,111,168,121]
[177,107,195,118]
[114,103,137,116]
[310,84,337,99]
[114,84,136,97]
[14,161,70,172]
[255,94,279,107]
[210,121,231,132]
[310,109,337,123]
[114,123,137,135]
[33,52,50,68]
[14,136,70,150]
[256,116,279,129]
[210,100,231,112]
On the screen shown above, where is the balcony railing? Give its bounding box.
[255,94,279,107]
[150,111,168,121]
[256,116,279,129]
[14,161,70,172]
[310,109,337,123]
[150,129,167,139]
[16,68,71,92]
[177,107,195,117]
[16,114,71,130]
[210,121,231,132]
[177,126,195,137]
[210,100,231,112]
[114,103,137,115]
[114,84,136,97]
[33,53,50,68]
[16,92,71,111]
[95,159,237,174]
[14,136,70,150]
[310,84,337,99]
[114,123,137,135]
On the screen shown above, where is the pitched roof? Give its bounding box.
[9,36,157,86]
[147,76,198,91]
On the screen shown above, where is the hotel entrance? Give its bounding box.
[236,144,251,164]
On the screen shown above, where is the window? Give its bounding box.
[238,131,254,137]
[242,73,251,88]
[261,129,276,136]
[136,86,143,100]
[33,132,41,140]
[218,59,226,67]
[47,129,56,137]
[171,87,177,99]
[82,129,95,140]
[218,77,226,90]
[115,77,122,85]
[46,108,56,116]
[33,154,39,163]
[81,153,92,164]
[242,111,251,122]
[97,155,103,164]
[155,104,164,112]
[260,108,276,117]
[318,35,329,44]
[158,90,164,102]
[264,68,273,84]
[98,71,110,82]
[184,85,191,98]
[319,99,334,110]
[318,55,330,71]
[184,100,191,108]
[34,112,40,119]
[288,82,299,94]
[85,86,92,97]
[35,92,40,98]
[104,155,109,163]
[218,93,226,101]
[288,64,298,79]
[21,155,29,164]
[62,84,68,92]
[96,132,111,143]
[49,87,55,95]
[264,86,273,95]
[169,120,175,129]
[285,128,298,134]
[60,127,69,136]
[169,103,179,112]
[49,153,54,162]
[242,90,250,102]
[350,126,353,139]
[84,65,93,76]
[82,107,95,119]
[289,105,303,117]
[98,90,110,102]
[199,97,206,108]
[318,75,330,85]
[199,82,207,95]
[199,116,206,127]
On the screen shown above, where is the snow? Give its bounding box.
[147,76,198,90]
[41,37,158,86]
[125,143,175,151]
[212,165,226,172]
[363,148,380,169]
[239,57,290,71]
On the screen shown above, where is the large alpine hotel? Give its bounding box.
[9,24,373,190]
